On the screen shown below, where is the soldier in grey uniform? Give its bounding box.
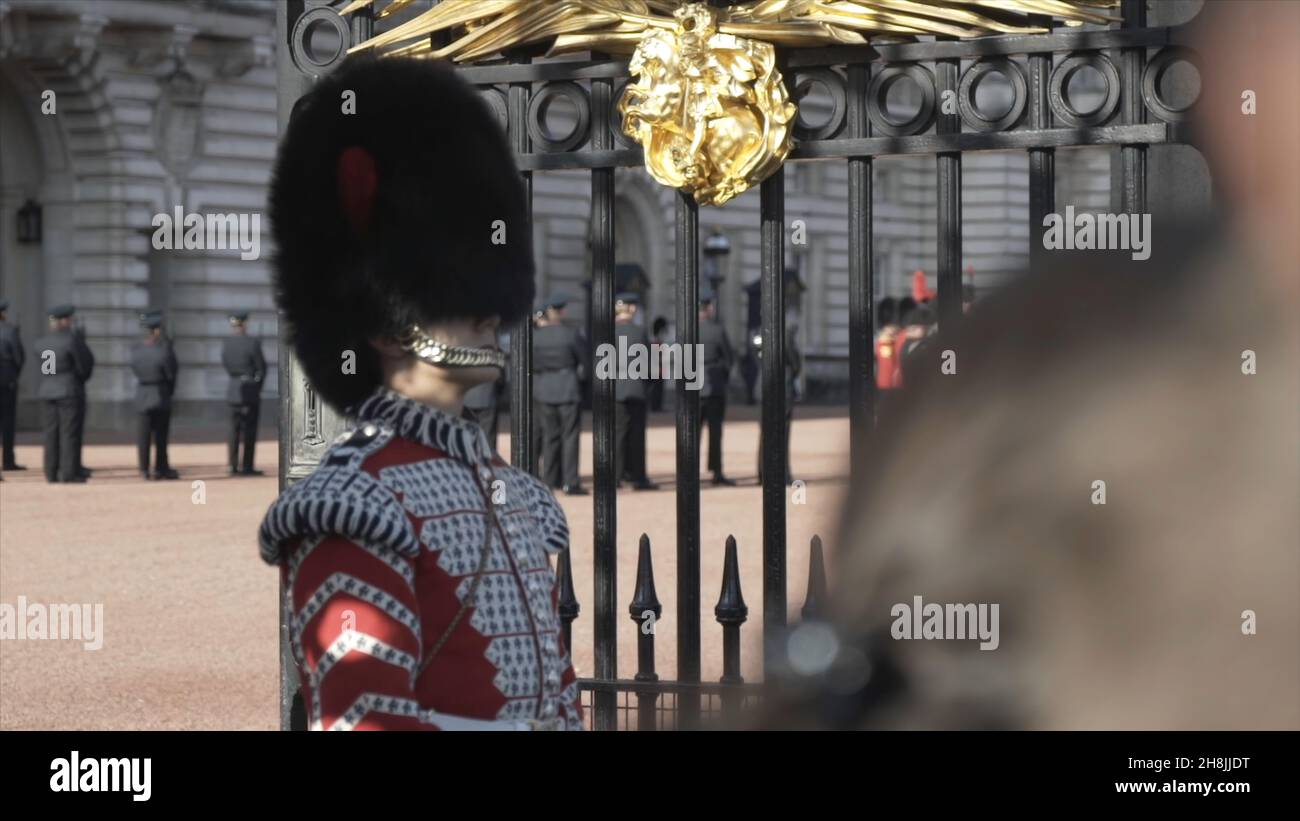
[462,379,499,450]
[131,312,179,479]
[614,292,657,491]
[533,291,587,496]
[222,310,266,476]
[462,326,503,451]
[698,286,736,485]
[0,298,25,473]
[33,305,94,483]
[755,321,802,485]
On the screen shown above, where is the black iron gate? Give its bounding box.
[277,0,1198,730]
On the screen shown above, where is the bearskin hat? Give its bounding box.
[269,55,535,413]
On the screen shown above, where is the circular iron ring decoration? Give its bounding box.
[793,69,847,141]
[527,81,591,153]
[1049,52,1121,128]
[868,63,936,137]
[479,87,508,131]
[957,58,1028,132]
[289,5,351,75]
[1142,46,1200,122]
[611,81,639,149]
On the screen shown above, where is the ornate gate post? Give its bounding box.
[274,0,370,730]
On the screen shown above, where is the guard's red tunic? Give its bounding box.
[259,389,583,730]
[876,326,903,389]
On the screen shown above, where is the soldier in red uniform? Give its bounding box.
[260,56,581,730]
[875,297,906,391]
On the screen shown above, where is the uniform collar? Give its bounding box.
[353,388,493,467]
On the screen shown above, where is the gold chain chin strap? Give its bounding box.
[397,325,507,369]
[417,469,499,677]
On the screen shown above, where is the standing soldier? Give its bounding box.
[529,300,547,462]
[698,286,735,486]
[0,298,25,473]
[614,292,657,490]
[461,376,500,451]
[534,291,587,496]
[131,312,179,480]
[648,316,669,412]
[70,309,94,479]
[34,305,93,483]
[222,310,265,476]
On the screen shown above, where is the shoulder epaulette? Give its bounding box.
[257,425,416,563]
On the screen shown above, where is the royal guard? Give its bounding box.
[911,269,936,304]
[260,56,582,730]
[875,297,902,391]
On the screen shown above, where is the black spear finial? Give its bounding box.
[714,535,748,625]
[801,535,827,622]
[629,533,662,624]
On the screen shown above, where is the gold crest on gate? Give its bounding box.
[618,3,796,207]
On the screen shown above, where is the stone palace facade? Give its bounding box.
[2,0,1196,427]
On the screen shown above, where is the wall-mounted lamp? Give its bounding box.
[16,199,42,245]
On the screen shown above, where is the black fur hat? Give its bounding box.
[269,55,535,413]
[875,297,897,327]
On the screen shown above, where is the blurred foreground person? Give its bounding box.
[261,56,581,730]
[130,312,179,480]
[765,1,1300,730]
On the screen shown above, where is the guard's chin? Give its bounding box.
[457,363,502,387]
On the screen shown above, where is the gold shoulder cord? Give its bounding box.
[415,469,566,730]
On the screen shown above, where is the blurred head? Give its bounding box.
[1194,0,1300,301]
[766,225,1300,730]
[876,297,898,328]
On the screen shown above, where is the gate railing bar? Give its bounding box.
[276,0,321,733]
[790,26,1184,67]
[846,61,874,464]
[935,45,963,329]
[539,125,1179,169]
[759,57,790,657]
[455,26,1186,84]
[1119,0,1148,214]
[674,189,703,728]
[589,68,619,731]
[577,679,761,695]
[507,56,536,476]
[1028,15,1056,276]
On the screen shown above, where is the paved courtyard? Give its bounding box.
[0,408,849,729]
